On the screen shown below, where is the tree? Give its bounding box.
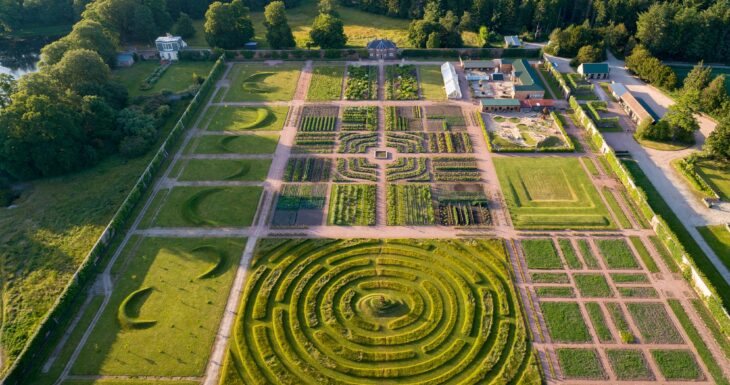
[309,12,347,48]
[40,19,119,66]
[459,11,475,32]
[408,19,441,48]
[264,1,295,49]
[0,74,16,109]
[683,61,712,93]
[478,25,490,47]
[576,45,605,63]
[51,49,111,93]
[173,12,196,38]
[662,97,699,143]
[702,75,729,114]
[204,0,254,49]
[317,0,336,15]
[705,115,730,160]
[426,31,440,48]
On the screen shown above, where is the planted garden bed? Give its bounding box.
[431,157,481,181]
[386,65,418,100]
[272,184,327,227]
[334,158,378,182]
[283,157,332,182]
[341,106,377,131]
[386,106,423,131]
[387,184,436,225]
[299,106,339,132]
[433,184,491,226]
[345,65,377,100]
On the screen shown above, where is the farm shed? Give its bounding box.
[577,63,610,79]
[481,98,521,112]
[504,35,522,48]
[441,62,462,99]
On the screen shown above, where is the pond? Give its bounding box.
[0,35,53,78]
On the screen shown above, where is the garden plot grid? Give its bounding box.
[40,60,730,385]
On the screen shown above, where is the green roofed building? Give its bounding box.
[510,59,545,99]
[577,63,610,79]
[481,98,521,112]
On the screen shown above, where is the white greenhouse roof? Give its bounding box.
[441,62,462,99]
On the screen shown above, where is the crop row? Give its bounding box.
[386,158,430,182]
[386,132,426,153]
[299,116,337,132]
[438,200,491,226]
[387,184,435,225]
[334,158,378,182]
[293,132,336,154]
[427,132,473,153]
[345,65,377,100]
[338,132,378,153]
[432,157,481,181]
[341,106,377,131]
[283,157,332,182]
[328,184,376,225]
[386,106,423,131]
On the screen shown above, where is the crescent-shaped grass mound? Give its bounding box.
[220,239,541,385]
[242,73,275,94]
[193,245,227,280]
[117,286,157,330]
[181,188,223,226]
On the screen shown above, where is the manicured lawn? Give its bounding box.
[610,273,648,283]
[556,348,606,379]
[307,65,344,100]
[602,188,631,228]
[695,159,730,200]
[574,273,613,297]
[535,286,575,297]
[651,349,703,380]
[419,66,446,100]
[187,133,280,154]
[606,302,635,343]
[522,239,563,269]
[691,299,730,362]
[539,67,563,99]
[577,239,600,269]
[626,302,684,344]
[202,106,289,131]
[629,236,659,272]
[595,238,639,269]
[558,239,582,269]
[698,225,730,269]
[140,186,263,228]
[540,302,591,342]
[494,157,614,230]
[224,63,301,101]
[585,302,613,342]
[174,159,271,181]
[530,272,569,283]
[113,61,214,97]
[72,237,246,376]
[606,349,653,380]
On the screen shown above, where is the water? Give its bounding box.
[0,36,49,78]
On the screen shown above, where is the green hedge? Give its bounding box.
[226,49,367,61]
[543,60,570,98]
[2,56,227,385]
[400,48,541,59]
[569,94,730,338]
[674,157,720,199]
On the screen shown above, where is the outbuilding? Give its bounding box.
[577,63,610,79]
[504,35,522,48]
[155,34,187,61]
[481,98,521,112]
[116,53,134,67]
[367,39,397,59]
[441,62,462,99]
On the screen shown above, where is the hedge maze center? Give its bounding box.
[44,60,730,385]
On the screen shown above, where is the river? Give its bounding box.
[0,36,52,78]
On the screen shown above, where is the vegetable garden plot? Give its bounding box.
[328,184,376,225]
[386,65,418,100]
[431,157,481,181]
[272,184,327,227]
[293,132,336,154]
[345,65,377,100]
[334,158,378,182]
[338,132,378,153]
[219,238,540,384]
[298,106,339,132]
[283,157,332,182]
[433,184,491,226]
[626,302,684,344]
[341,106,378,131]
[387,184,436,225]
[307,65,344,101]
[425,106,467,131]
[427,132,473,153]
[386,158,430,182]
[386,106,423,131]
[386,132,427,153]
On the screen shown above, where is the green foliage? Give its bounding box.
[606,350,652,380]
[328,184,376,225]
[522,239,562,269]
[627,302,683,344]
[585,303,613,342]
[542,302,591,342]
[574,274,613,297]
[576,45,606,64]
[556,348,606,379]
[205,0,255,49]
[386,184,435,225]
[344,65,376,100]
[386,65,418,100]
[173,12,196,38]
[307,65,344,100]
[595,239,639,269]
[283,157,331,182]
[625,45,678,90]
[651,350,703,380]
[309,12,347,48]
[263,1,295,48]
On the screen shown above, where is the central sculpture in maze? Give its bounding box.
[222,238,539,384]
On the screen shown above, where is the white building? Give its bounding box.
[441,62,462,99]
[155,34,187,61]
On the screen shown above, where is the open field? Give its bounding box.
[494,157,614,229]
[224,63,301,102]
[72,237,246,376]
[202,106,289,131]
[113,61,214,98]
[140,186,262,228]
[173,159,271,181]
[186,133,280,154]
[218,238,540,384]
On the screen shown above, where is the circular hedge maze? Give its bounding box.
[221,239,541,385]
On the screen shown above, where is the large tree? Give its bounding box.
[51,49,111,93]
[204,0,255,49]
[705,115,730,160]
[264,1,295,49]
[173,12,196,38]
[0,74,16,109]
[309,12,347,48]
[40,19,119,67]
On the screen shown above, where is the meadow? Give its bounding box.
[307,65,345,100]
[224,63,301,102]
[494,157,614,229]
[218,238,541,384]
